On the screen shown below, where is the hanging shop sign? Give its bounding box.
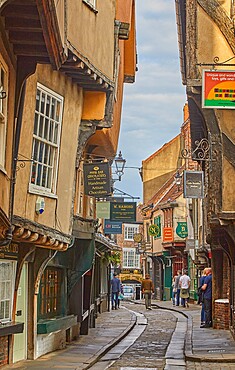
[104,220,122,234]
[83,162,111,197]
[163,227,173,242]
[176,222,188,239]
[96,202,110,219]
[202,70,235,109]
[133,233,143,243]
[110,202,136,222]
[183,171,204,199]
[148,224,160,237]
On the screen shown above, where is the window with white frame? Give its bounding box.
[0,261,16,322]
[30,84,63,194]
[124,224,139,241]
[0,58,8,168]
[83,0,96,9]
[123,248,140,269]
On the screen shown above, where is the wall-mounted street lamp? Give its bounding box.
[114,151,126,181]
[174,170,182,190]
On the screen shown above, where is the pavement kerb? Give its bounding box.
[131,300,235,364]
[82,311,137,370]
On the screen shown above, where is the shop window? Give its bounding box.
[0,58,8,169]
[0,261,16,322]
[38,267,65,319]
[124,224,139,240]
[29,83,63,195]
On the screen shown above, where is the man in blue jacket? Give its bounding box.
[200,267,212,328]
[111,272,121,310]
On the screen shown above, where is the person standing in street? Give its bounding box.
[141,273,154,310]
[179,269,191,308]
[200,267,212,328]
[111,272,121,310]
[198,268,207,326]
[172,270,181,306]
[118,282,124,308]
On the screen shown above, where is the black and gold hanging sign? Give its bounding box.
[110,202,136,222]
[84,163,111,197]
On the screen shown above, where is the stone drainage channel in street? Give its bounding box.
[88,307,187,370]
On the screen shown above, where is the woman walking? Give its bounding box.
[179,269,191,308]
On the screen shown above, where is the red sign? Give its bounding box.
[202,70,235,109]
[163,227,173,242]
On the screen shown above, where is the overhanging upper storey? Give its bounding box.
[0,0,66,70]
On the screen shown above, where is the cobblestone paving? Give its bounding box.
[108,303,177,370]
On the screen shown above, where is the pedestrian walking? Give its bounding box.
[111,272,121,310]
[179,269,190,308]
[198,268,207,326]
[200,267,212,328]
[141,273,154,310]
[172,270,181,306]
[118,283,124,308]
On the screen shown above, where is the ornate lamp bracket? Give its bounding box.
[181,136,215,162]
[197,55,235,68]
[14,156,35,171]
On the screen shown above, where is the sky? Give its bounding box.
[114,0,186,202]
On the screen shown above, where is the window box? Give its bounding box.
[37,315,77,334]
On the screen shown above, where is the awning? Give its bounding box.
[58,238,95,295]
[95,233,121,253]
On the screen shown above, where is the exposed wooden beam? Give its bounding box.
[5,17,42,31]
[9,31,45,45]
[1,5,39,20]
[13,44,48,57]
[61,61,85,70]
[65,72,98,81]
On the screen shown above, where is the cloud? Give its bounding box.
[118,0,187,200]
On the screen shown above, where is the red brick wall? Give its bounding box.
[214,300,230,330]
[0,336,8,366]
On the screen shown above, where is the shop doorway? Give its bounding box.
[13,263,27,363]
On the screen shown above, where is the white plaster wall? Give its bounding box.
[36,330,66,358]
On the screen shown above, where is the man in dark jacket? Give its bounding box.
[141,273,154,310]
[200,267,212,328]
[111,272,121,310]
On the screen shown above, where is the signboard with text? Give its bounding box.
[148,224,160,237]
[83,162,111,198]
[176,222,188,239]
[184,171,204,199]
[202,70,235,109]
[163,227,173,242]
[96,202,110,219]
[110,202,136,222]
[104,220,122,234]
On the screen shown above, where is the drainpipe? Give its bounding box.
[1,80,27,247]
[9,82,26,222]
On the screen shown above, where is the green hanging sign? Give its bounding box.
[176,222,188,239]
[148,224,160,237]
